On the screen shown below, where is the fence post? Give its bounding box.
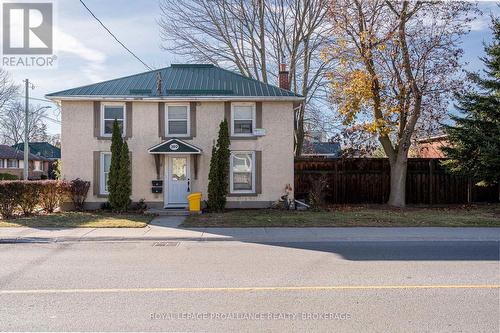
[467,178,472,204]
[333,160,338,204]
[429,159,434,205]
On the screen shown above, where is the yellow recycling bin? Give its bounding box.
[187,192,202,212]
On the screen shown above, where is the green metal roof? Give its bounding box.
[46,64,302,99]
[12,142,61,159]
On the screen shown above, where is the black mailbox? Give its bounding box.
[152,187,162,194]
[152,180,163,187]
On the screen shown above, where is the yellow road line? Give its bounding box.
[0,285,499,295]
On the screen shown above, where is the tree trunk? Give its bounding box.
[294,103,305,157]
[388,157,407,207]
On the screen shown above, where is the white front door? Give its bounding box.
[165,156,190,207]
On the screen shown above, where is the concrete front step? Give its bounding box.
[146,208,193,216]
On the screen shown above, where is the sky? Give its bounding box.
[3,0,499,136]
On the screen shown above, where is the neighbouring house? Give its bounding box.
[0,145,48,179]
[416,134,449,158]
[12,142,61,178]
[46,64,303,209]
[302,141,342,158]
[302,129,341,158]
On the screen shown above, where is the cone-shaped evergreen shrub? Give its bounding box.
[116,140,132,211]
[108,120,123,210]
[207,119,230,211]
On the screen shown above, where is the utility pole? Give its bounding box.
[23,79,34,180]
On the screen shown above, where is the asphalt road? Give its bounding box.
[0,240,499,332]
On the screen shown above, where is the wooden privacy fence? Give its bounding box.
[295,158,499,205]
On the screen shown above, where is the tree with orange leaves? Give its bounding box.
[324,0,478,207]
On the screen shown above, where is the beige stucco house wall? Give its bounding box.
[61,100,295,209]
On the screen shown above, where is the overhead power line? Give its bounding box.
[78,0,154,71]
[41,115,61,125]
[28,96,58,104]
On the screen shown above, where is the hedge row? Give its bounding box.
[0,179,90,219]
[0,173,18,180]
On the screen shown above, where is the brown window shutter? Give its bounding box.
[125,102,133,138]
[255,151,262,194]
[256,102,262,128]
[158,102,165,139]
[93,101,101,138]
[224,101,231,124]
[93,151,100,195]
[190,102,197,137]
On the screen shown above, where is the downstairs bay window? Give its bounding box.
[230,151,255,193]
[100,152,111,195]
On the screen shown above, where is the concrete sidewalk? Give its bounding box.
[1,216,500,243]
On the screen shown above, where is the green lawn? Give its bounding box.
[0,211,152,228]
[182,205,500,228]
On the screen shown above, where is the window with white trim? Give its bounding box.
[230,151,255,193]
[101,103,125,137]
[7,159,18,168]
[34,160,42,171]
[0,159,3,168]
[100,152,112,195]
[166,104,190,137]
[231,103,255,136]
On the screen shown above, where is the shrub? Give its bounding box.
[0,181,22,218]
[101,202,112,210]
[69,178,90,211]
[18,181,43,215]
[115,140,131,212]
[108,120,123,210]
[0,173,18,180]
[207,119,230,212]
[40,174,48,180]
[308,175,329,209]
[131,198,147,212]
[52,160,62,180]
[39,180,70,213]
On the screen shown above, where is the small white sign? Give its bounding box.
[253,128,266,136]
[169,143,179,150]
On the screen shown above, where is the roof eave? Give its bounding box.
[45,95,305,102]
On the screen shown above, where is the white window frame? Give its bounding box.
[165,103,191,137]
[101,102,126,137]
[230,151,255,194]
[34,160,42,171]
[100,152,112,195]
[231,102,256,137]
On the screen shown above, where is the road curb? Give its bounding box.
[2,236,500,244]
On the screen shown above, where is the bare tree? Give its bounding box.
[0,102,49,145]
[158,0,335,155]
[0,69,19,111]
[326,0,477,207]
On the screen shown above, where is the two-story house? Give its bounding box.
[46,64,303,209]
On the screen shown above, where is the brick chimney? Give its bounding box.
[278,63,290,90]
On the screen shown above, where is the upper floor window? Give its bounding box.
[101,103,125,137]
[166,104,190,137]
[231,103,255,136]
